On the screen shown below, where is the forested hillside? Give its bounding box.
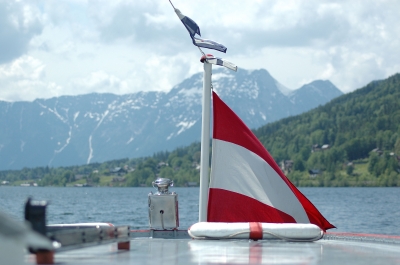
[255,73,400,186]
[1,74,399,187]
[0,143,202,187]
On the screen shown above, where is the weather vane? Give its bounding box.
[168,0,227,56]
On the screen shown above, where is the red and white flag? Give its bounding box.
[207,92,335,231]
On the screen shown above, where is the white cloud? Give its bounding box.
[71,70,128,94]
[0,0,400,101]
[0,56,62,101]
[0,0,43,63]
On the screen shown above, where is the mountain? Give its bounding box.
[0,68,342,170]
[288,80,342,114]
[254,73,400,177]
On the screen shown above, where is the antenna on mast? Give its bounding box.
[168,0,176,10]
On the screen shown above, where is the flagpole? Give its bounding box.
[199,61,212,222]
[168,0,235,223]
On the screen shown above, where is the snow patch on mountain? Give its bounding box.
[74,111,80,122]
[37,102,69,124]
[87,135,94,164]
[95,110,109,129]
[126,137,134,144]
[166,133,174,141]
[55,126,72,154]
[176,120,197,135]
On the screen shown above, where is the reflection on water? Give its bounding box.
[188,240,321,265]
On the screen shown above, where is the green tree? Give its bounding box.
[346,165,354,176]
[368,152,379,174]
[293,158,305,172]
[160,167,174,179]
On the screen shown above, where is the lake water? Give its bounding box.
[0,187,399,235]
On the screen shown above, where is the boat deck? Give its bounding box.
[25,233,400,265]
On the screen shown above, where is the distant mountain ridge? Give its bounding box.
[0,68,343,170]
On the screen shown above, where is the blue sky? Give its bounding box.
[0,0,399,101]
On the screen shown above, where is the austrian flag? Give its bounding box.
[207,92,335,231]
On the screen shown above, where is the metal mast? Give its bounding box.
[198,54,237,222]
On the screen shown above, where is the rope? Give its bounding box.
[198,47,206,57]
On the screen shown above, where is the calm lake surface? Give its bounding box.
[1,187,399,235]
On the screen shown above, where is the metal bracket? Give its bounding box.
[200,54,237,72]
